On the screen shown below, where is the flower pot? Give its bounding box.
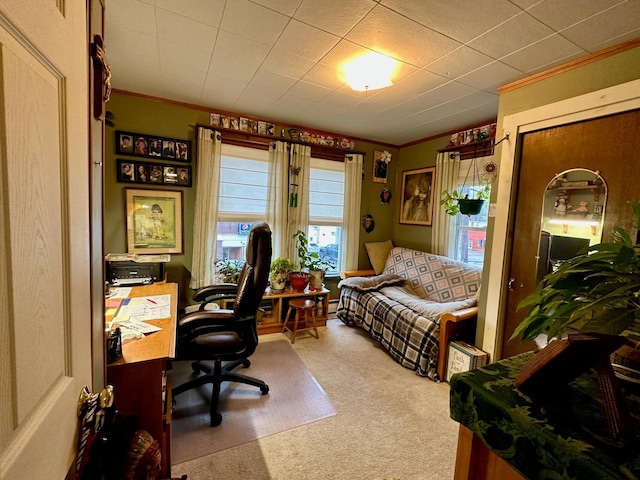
[308,269,325,289]
[458,198,485,216]
[270,272,288,292]
[289,271,310,292]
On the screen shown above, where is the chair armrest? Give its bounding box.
[193,283,238,302]
[340,269,376,279]
[437,307,479,381]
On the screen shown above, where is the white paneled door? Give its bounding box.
[0,1,95,478]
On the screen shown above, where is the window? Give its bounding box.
[308,158,345,275]
[453,157,492,268]
[216,144,269,261]
[214,146,346,275]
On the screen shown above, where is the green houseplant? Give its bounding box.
[293,230,335,288]
[441,183,491,216]
[513,201,640,344]
[269,257,297,292]
[214,258,244,284]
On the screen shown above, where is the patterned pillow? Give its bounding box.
[338,273,405,292]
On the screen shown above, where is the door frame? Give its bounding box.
[481,79,640,360]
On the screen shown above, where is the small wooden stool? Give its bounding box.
[281,298,319,343]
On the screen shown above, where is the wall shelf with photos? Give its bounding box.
[198,123,366,162]
[117,159,192,187]
[116,130,191,162]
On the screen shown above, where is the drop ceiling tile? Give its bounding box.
[321,90,365,109]
[404,80,479,110]
[425,46,495,80]
[499,34,584,73]
[294,0,375,36]
[161,75,206,102]
[156,8,218,49]
[526,0,625,31]
[405,102,468,125]
[250,70,299,93]
[456,61,522,91]
[220,0,290,45]
[561,2,640,51]
[158,39,212,75]
[233,85,281,112]
[201,77,247,108]
[370,69,448,105]
[319,39,370,68]
[287,81,333,101]
[468,12,556,60]
[250,0,304,17]
[302,63,345,89]
[106,0,157,36]
[346,5,460,66]
[260,49,316,80]
[274,20,340,61]
[207,30,272,83]
[450,90,499,110]
[155,0,225,27]
[106,23,159,60]
[380,0,524,43]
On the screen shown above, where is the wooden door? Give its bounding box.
[0,2,96,478]
[502,109,640,359]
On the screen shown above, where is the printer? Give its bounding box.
[106,260,165,286]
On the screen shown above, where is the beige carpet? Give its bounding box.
[170,338,338,464]
[170,319,459,480]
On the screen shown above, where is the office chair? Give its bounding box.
[173,221,272,426]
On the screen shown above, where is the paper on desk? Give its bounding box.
[110,287,132,299]
[113,294,171,322]
[119,322,162,335]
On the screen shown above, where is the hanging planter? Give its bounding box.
[458,197,485,216]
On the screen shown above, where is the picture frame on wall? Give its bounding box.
[116,130,191,162]
[372,150,391,183]
[399,166,436,226]
[125,188,183,254]
[117,160,192,187]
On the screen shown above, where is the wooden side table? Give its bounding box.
[257,286,330,335]
[282,298,319,343]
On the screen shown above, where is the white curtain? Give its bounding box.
[288,143,311,265]
[342,153,364,270]
[266,141,290,259]
[190,127,222,289]
[432,151,460,258]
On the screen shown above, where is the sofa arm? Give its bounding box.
[339,269,376,279]
[437,307,479,381]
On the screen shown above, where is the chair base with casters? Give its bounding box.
[172,357,269,427]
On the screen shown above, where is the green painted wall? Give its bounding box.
[104,93,398,303]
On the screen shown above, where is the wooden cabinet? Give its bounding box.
[106,282,177,478]
[257,287,330,334]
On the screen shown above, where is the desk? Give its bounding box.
[106,282,177,478]
[450,352,640,480]
[257,286,330,334]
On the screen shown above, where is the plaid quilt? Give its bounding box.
[337,247,481,381]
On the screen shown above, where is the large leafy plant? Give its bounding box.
[513,202,640,342]
[293,230,334,271]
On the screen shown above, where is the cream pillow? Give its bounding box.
[365,240,394,274]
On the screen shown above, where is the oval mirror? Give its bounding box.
[536,168,607,283]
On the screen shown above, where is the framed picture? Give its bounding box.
[117,160,192,187]
[399,166,436,226]
[373,150,391,183]
[125,188,183,254]
[116,130,191,162]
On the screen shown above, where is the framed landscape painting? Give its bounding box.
[125,188,183,254]
[399,167,436,226]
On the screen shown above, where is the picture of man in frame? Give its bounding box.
[119,134,133,153]
[163,140,175,158]
[149,138,162,156]
[150,165,163,183]
[177,168,189,185]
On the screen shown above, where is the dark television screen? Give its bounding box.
[549,235,590,261]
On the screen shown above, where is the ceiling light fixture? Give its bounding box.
[342,52,396,92]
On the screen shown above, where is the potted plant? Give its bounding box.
[513,201,640,382]
[269,257,297,292]
[214,258,244,284]
[293,230,335,289]
[441,183,491,216]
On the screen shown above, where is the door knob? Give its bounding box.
[508,277,515,291]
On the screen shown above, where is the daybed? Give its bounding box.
[337,246,482,381]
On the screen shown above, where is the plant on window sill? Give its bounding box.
[293,230,335,272]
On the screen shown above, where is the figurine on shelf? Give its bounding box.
[574,201,589,214]
[554,192,572,216]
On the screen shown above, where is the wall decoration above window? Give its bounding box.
[116,130,191,162]
[209,112,275,136]
[446,122,497,148]
[117,159,191,187]
[373,150,392,183]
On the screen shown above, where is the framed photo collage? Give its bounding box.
[116,130,192,187]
